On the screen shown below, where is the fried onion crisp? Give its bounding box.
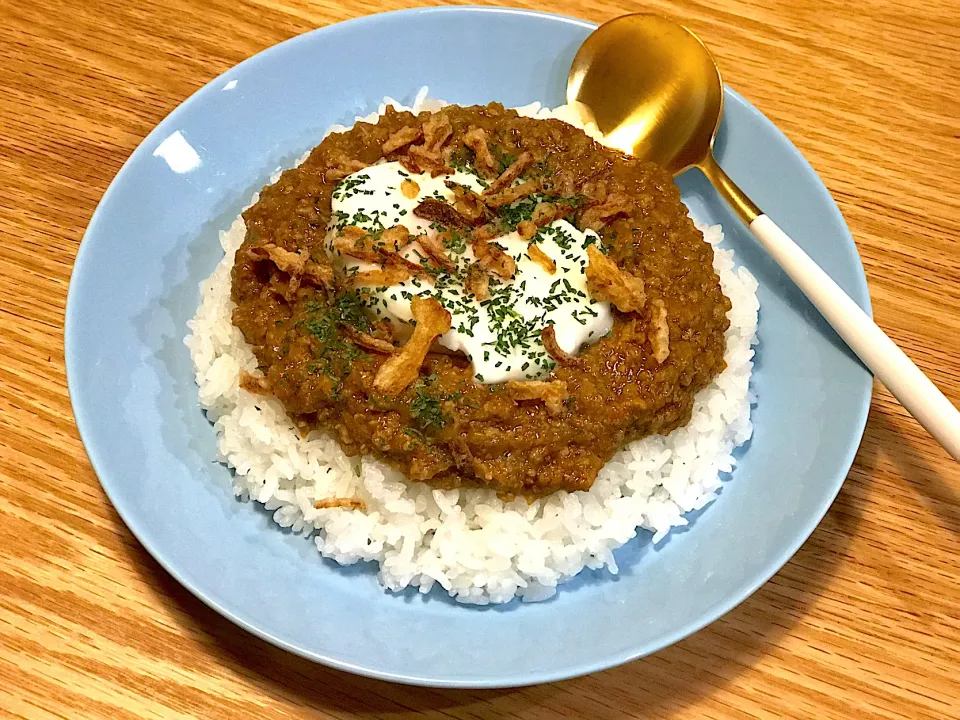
[585,245,646,312]
[531,201,576,227]
[303,260,334,289]
[379,225,413,253]
[541,325,580,367]
[346,266,412,288]
[332,225,411,262]
[506,379,569,416]
[579,192,632,231]
[516,220,537,241]
[248,243,306,276]
[482,180,542,208]
[342,325,396,354]
[464,262,490,301]
[398,117,456,177]
[248,242,335,295]
[338,225,367,241]
[649,298,670,364]
[380,250,436,281]
[417,233,457,273]
[398,155,423,175]
[471,224,497,242]
[382,125,423,154]
[445,181,487,223]
[332,227,378,262]
[422,114,453,151]
[373,296,452,395]
[314,497,367,511]
[407,145,452,177]
[413,197,477,228]
[472,238,516,279]
[527,243,556,274]
[325,157,367,183]
[463,126,496,175]
[484,151,534,195]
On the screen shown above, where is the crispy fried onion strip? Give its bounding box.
[304,261,334,288]
[400,115,455,176]
[413,197,478,229]
[248,243,304,275]
[382,125,423,154]
[464,262,490,301]
[471,224,497,242]
[422,114,453,151]
[445,181,487,223]
[332,227,376,261]
[332,225,412,262]
[314,497,367,511]
[531,201,576,227]
[527,243,556,274]
[579,192,632,231]
[584,245,646,312]
[336,223,433,286]
[472,237,516,279]
[379,225,413,253]
[541,325,581,367]
[325,156,367,182]
[417,233,457,273]
[247,243,333,293]
[484,151,534,195]
[516,220,537,241]
[649,298,670,364]
[482,180,542,208]
[406,146,450,176]
[341,325,395,354]
[373,296,452,395]
[381,248,436,280]
[397,155,423,176]
[463,127,496,175]
[506,379,569,416]
[345,265,412,289]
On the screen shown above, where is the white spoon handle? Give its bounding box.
[750,214,960,460]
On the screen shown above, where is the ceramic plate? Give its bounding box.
[65,7,871,688]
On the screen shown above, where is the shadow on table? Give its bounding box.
[863,406,959,538]
[119,399,960,715]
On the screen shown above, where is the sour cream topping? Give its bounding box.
[327,161,612,384]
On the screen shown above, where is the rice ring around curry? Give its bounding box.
[230,103,731,499]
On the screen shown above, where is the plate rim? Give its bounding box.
[65,5,873,688]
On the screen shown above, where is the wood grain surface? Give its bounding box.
[2,0,958,717]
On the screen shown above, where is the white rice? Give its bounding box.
[185,91,759,605]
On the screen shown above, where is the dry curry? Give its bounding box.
[231,103,730,498]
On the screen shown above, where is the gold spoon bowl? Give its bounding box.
[568,14,960,458]
[568,14,758,222]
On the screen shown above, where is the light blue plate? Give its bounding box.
[65,7,872,688]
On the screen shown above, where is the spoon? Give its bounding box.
[568,13,960,459]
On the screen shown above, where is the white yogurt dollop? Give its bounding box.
[327,162,612,384]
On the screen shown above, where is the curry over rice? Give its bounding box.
[230,103,731,498]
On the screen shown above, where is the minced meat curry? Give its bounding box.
[231,103,731,498]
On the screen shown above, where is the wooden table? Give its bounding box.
[3,0,958,717]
